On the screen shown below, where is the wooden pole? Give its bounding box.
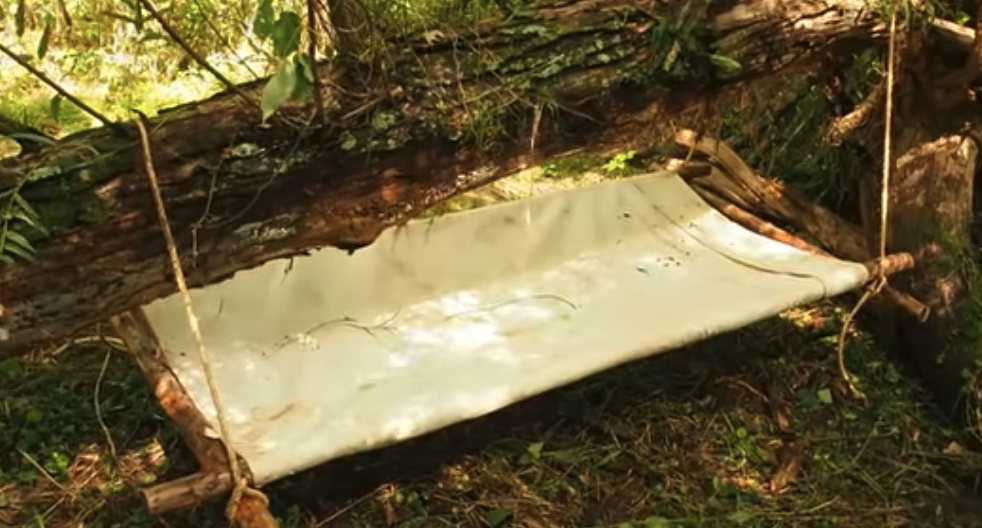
[676,131,931,323]
[693,186,834,257]
[863,253,916,279]
[143,471,233,514]
[111,309,279,527]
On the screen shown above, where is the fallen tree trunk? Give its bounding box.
[0,0,914,354]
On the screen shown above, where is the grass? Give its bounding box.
[1,301,981,528]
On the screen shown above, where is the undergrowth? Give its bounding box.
[1,302,979,528]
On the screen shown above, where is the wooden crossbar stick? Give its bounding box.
[111,309,278,526]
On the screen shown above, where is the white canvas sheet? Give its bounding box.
[143,171,869,485]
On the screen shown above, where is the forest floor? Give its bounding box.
[2,296,981,528]
[2,168,982,528]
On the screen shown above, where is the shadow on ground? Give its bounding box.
[1,302,981,528]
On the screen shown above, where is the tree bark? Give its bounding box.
[886,133,979,420]
[868,27,982,420]
[0,0,910,355]
[826,25,982,421]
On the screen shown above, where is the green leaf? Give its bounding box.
[37,14,53,60]
[643,517,674,528]
[485,508,511,527]
[260,59,299,122]
[8,133,55,148]
[5,230,35,255]
[817,387,833,405]
[727,511,754,524]
[17,469,36,484]
[133,0,144,32]
[296,52,316,84]
[25,408,43,423]
[290,54,315,100]
[14,194,42,222]
[252,0,276,40]
[526,441,544,460]
[546,448,588,465]
[102,11,138,24]
[139,30,168,43]
[709,54,742,78]
[49,94,63,121]
[15,0,27,37]
[14,194,44,232]
[0,358,23,380]
[3,239,36,262]
[270,12,302,59]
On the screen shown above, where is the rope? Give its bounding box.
[836,12,898,399]
[133,112,268,524]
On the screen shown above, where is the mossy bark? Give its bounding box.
[0,0,910,354]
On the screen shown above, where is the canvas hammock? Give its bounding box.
[138,169,878,494]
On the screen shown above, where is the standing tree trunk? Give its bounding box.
[863,24,982,423]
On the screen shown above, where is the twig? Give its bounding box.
[0,41,113,128]
[41,335,127,358]
[19,449,71,494]
[190,0,261,80]
[94,347,120,475]
[694,187,833,257]
[313,486,386,527]
[131,110,267,523]
[308,0,329,127]
[136,0,257,110]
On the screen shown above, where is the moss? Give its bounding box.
[76,193,110,224]
[30,185,111,237]
[541,152,603,179]
[463,97,511,151]
[32,200,75,235]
